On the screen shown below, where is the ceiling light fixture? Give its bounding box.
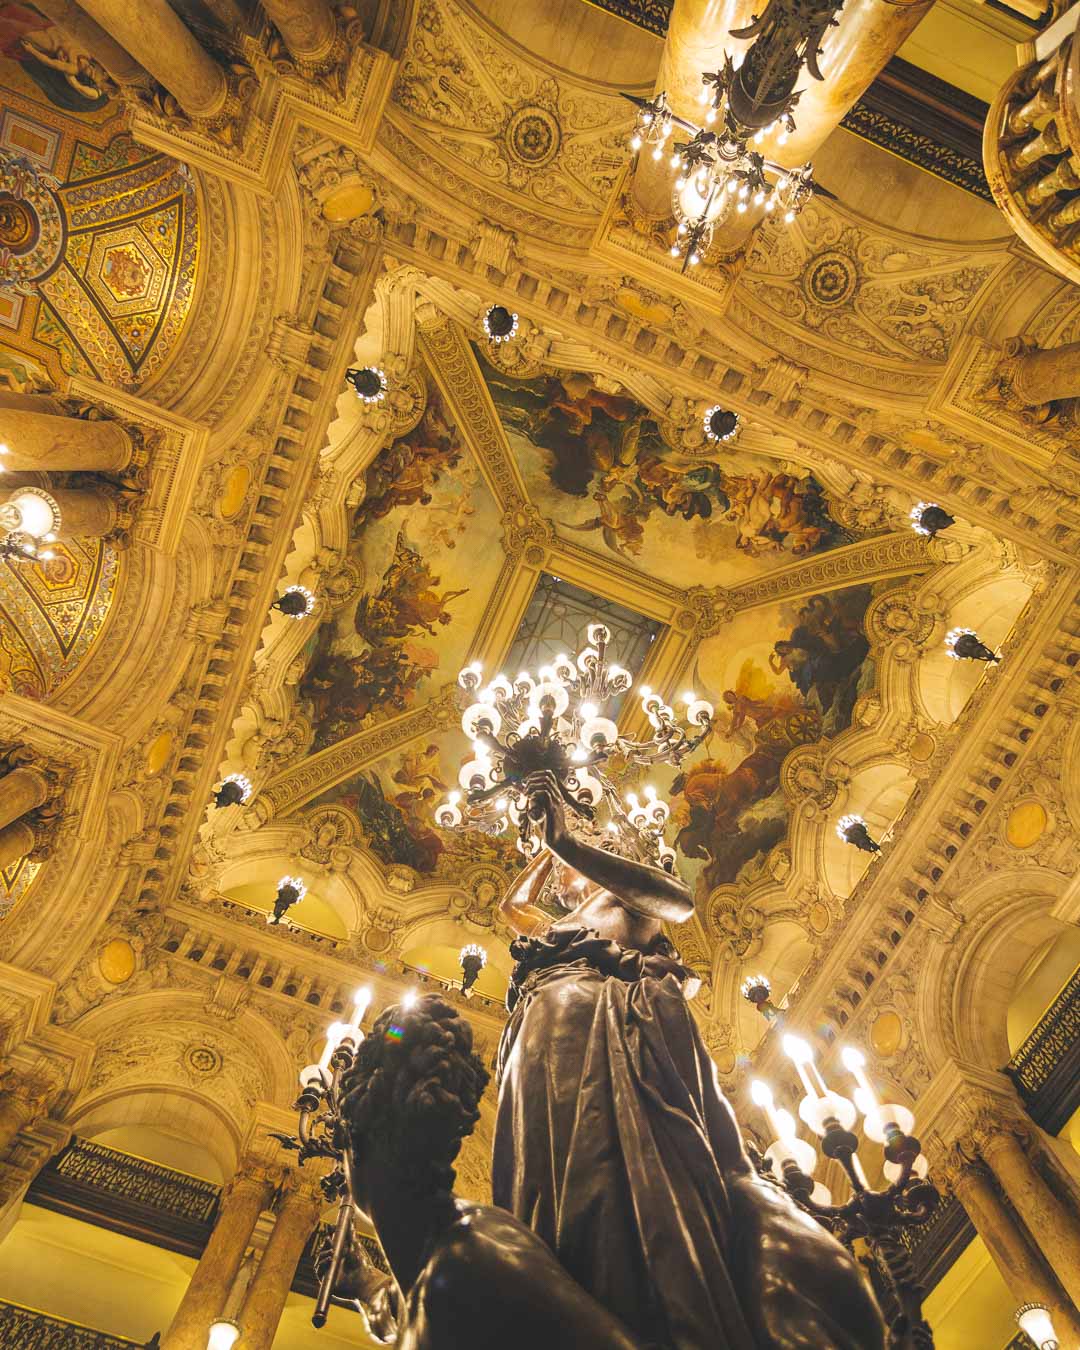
[482,304,519,343]
[212,773,252,809]
[909,502,955,538]
[945,628,1000,664]
[268,875,306,926]
[459,943,487,997]
[435,626,713,866]
[271,585,316,619]
[836,814,880,854]
[345,366,387,403]
[623,0,843,272]
[703,406,741,443]
[0,487,59,564]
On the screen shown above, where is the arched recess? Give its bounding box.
[923,871,1075,1073]
[71,990,297,1156]
[71,1089,235,1183]
[215,832,363,940]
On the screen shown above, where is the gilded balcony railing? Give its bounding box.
[0,1301,139,1348]
[983,3,1080,285]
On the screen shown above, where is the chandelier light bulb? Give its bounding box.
[750,1079,774,1108]
[783,1034,814,1067]
[401,990,419,1010]
[344,365,387,404]
[1016,1302,1059,1350]
[207,1318,241,1350]
[350,986,373,1030]
[630,134,642,151]
[840,1046,865,1072]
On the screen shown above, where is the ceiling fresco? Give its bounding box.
[0,11,198,388]
[665,579,906,898]
[297,385,505,753]
[473,346,855,584]
[0,536,118,698]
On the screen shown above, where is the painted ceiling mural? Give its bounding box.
[0,535,119,698]
[664,580,904,899]
[275,326,926,920]
[0,5,198,388]
[473,346,852,584]
[298,385,505,753]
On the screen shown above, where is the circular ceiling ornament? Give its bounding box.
[0,154,64,295]
[183,1044,222,1077]
[802,250,858,309]
[505,106,561,168]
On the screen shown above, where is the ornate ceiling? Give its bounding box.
[0,0,1077,1289]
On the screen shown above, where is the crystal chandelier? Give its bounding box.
[435,623,715,867]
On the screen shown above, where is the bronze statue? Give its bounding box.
[338,993,644,1349]
[493,770,886,1349]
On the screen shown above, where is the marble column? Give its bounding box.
[31,0,148,84]
[948,1149,1080,1344]
[981,1122,1080,1314]
[238,1179,323,1350]
[0,402,132,473]
[47,486,118,541]
[0,767,48,834]
[632,0,758,215]
[0,820,35,870]
[161,1164,275,1350]
[262,0,336,62]
[77,0,227,118]
[997,337,1080,407]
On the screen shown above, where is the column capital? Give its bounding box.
[0,1065,56,1118]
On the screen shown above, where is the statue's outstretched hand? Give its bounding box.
[523,769,567,847]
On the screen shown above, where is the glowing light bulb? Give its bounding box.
[841,1046,865,1072]
[401,990,419,1010]
[630,135,642,151]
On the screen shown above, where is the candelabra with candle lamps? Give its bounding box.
[434,623,714,867]
[270,987,373,1329]
[750,1035,938,1350]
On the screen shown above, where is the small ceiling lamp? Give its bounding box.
[213,773,251,809]
[945,627,1000,664]
[268,875,306,926]
[703,406,741,444]
[0,486,59,564]
[344,365,387,404]
[741,973,780,1021]
[909,501,955,538]
[459,943,487,996]
[1016,1303,1059,1350]
[271,585,315,619]
[207,1321,241,1350]
[482,304,518,343]
[836,814,880,854]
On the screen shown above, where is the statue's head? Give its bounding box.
[340,994,489,1216]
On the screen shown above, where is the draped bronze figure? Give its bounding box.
[492,770,886,1350]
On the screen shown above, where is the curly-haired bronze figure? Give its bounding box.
[338,992,643,1349]
[493,771,886,1349]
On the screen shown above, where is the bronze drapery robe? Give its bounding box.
[493,927,885,1350]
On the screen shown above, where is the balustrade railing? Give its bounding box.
[0,1300,138,1348]
[983,3,1080,285]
